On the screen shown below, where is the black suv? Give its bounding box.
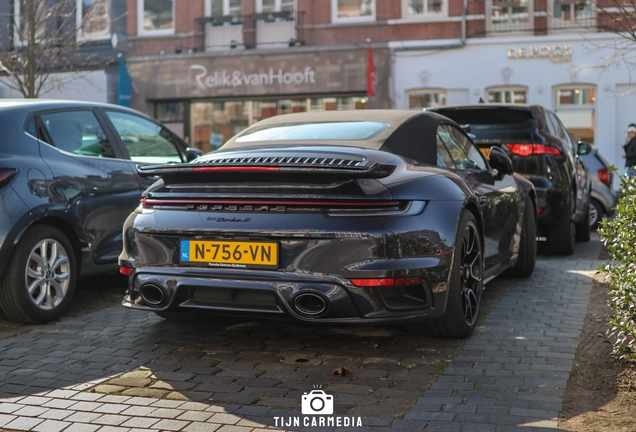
[429,104,591,255]
[0,100,200,323]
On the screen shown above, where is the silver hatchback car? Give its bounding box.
[578,142,618,229]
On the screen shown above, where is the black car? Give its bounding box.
[577,142,618,229]
[429,104,591,255]
[119,110,536,338]
[0,99,200,323]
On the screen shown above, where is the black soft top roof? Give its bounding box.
[217,109,461,166]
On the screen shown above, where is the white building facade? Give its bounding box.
[392,33,636,174]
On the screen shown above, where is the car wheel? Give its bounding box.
[0,225,77,323]
[575,193,591,242]
[506,196,537,278]
[409,211,483,338]
[589,198,603,230]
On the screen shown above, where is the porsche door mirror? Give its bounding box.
[489,147,514,175]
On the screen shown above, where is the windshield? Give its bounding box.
[235,121,388,142]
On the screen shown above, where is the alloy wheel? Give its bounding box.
[460,222,482,327]
[24,238,71,310]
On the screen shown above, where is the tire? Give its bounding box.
[589,198,603,230]
[507,196,537,278]
[0,225,77,323]
[575,196,591,242]
[545,193,575,256]
[408,211,483,338]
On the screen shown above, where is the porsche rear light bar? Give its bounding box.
[0,168,18,188]
[507,144,561,157]
[141,198,400,209]
[350,277,426,287]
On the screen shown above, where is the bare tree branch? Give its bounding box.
[0,0,115,98]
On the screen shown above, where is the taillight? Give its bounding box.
[0,168,18,188]
[597,168,611,187]
[507,144,561,157]
[350,277,425,287]
[120,266,134,275]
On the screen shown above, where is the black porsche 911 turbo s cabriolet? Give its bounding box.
[119,110,537,338]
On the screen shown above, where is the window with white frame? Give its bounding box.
[554,85,595,105]
[77,0,110,39]
[552,0,593,21]
[487,86,527,104]
[489,0,533,31]
[209,0,243,17]
[407,89,447,108]
[403,0,445,17]
[14,0,48,44]
[258,0,294,13]
[332,0,375,23]
[138,0,174,35]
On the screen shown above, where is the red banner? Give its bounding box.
[367,42,376,98]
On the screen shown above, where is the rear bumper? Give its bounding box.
[122,267,447,324]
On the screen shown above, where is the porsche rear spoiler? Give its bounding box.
[137,162,396,180]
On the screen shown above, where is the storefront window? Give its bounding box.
[332,0,375,23]
[78,0,110,39]
[487,87,527,104]
[191,96,367,152]
[555,86,595,105]
[404,0,444,16]
[138,0,174,35]
[407,90,446,108]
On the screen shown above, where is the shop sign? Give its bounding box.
[191,65,317,90]
[507,45,572,63]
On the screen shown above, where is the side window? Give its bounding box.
[436,133,454,168]
[39,110,115,158]
[545,113,559,137]
[448,126,487,170]
[552,113,575,158]
[438,125,484,170]
[105,111,183,164]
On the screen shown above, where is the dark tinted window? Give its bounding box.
[434,108,541,142]
[40,110,115,158]
[24,114,36,136]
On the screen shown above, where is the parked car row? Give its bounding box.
[0,100,613,336]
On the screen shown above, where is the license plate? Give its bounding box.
[180,240,278,268]
[480,147,491,159]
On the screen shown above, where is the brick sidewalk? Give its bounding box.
[0,237,604,432]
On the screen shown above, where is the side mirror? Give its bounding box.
[186,147,204,162]
[577,141,592,156]
[489,146,514,175]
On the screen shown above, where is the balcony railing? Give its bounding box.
[196,11,305,51]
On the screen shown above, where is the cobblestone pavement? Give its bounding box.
[0,235,604,432]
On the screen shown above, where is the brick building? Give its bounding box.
[124,0,635,169]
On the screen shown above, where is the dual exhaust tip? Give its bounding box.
[139,283,329,317]
[139,283,166,306]
[293,292,328,316]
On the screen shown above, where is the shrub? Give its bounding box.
[598,174,636,361]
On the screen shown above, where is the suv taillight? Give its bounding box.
[0,168,17,188]
[507,144,561,157]
[598,168,611,187]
